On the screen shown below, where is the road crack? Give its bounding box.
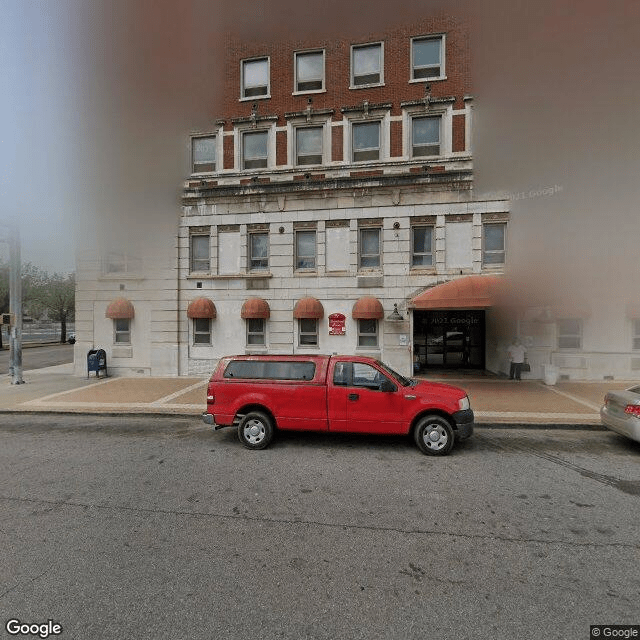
[1,494,638,551]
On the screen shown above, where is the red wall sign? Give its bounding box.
[328,313,346,335]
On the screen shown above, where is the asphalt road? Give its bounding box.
[1,416,639,640]
[0,343,73,374]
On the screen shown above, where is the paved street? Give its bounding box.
[1,415,638,640]
[0,344,73,374]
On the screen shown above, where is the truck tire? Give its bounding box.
[238,411,274,450]
[413,415,455,456]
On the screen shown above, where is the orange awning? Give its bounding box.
[105,298,135,319]
[411,275,502,310]
[187,297,217,319]
[241,297,271,319]
[352,296,384,319]
[293,297,324,319]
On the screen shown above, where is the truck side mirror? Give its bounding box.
[380,378,397,393]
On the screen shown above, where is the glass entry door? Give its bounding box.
[414,310,485,370]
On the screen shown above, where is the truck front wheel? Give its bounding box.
[238,411,274,450]
[413,415,455,456]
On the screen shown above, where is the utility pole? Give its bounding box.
[8,220,24,384]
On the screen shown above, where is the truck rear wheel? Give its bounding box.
[238,411,274,450]
[413,415,455,456]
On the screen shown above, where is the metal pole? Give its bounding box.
[9,221,23,384]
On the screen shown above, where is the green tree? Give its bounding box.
[24,267,75,343]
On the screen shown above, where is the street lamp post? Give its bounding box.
[7,220,24,384]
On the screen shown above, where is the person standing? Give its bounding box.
[507,338,527,380]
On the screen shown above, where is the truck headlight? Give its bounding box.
[458,396,470,411]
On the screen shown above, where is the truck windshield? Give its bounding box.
[375,360,412,387]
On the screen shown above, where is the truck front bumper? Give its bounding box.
[452,409,474,440]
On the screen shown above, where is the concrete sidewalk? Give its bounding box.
[0,363,633,426]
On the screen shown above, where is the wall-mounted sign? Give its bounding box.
[328,313,346,335]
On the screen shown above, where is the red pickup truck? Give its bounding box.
[202,354,474,456]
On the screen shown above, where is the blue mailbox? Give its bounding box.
[87,349,108,378]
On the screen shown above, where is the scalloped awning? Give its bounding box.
[241,297,271,319]
[352,296,384,319]
[187,297,217,319]
[293,297,324,319]
[105,298,135,319]
[411,275,502,310]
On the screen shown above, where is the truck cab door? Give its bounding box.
[329,361,406,434]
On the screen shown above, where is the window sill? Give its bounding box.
[292,89,326,96]
[294,270,318,276]
[186,273,273,280]
[409,76,447,84]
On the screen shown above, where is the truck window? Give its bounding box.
[224,360,316,381]
[333,362,350,386]
[352,363,386,389]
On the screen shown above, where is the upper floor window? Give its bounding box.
[192,136,216,173]
[241,57,269,99]
[295,229,316,270]
[352,121,380,162]
[411,226,433,267]
[351,42,383,87]
[412,116,440,157]
[411,35,444,80]
[242,130,268,169]
[249,232,269,271]
[190,234,210,273]
[557,319,582,350]
[295,126,323,166]
[359,227,381,269]
[295,50,324,93]
[482,223,506,266]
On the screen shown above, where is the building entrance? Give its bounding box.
[413,310,485,371]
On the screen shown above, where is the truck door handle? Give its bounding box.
[348,393,359,401]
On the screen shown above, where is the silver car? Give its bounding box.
[600,386,640,444]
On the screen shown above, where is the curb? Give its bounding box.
[0,409,605,429]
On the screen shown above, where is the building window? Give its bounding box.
[241,57,269,99]
[299,319,318,346]
[411,226,433,266]
[295,126,323,166]
[190,235,210,272]
[247,318,265,346]
[351,42,383,86]
[358,319,378,347]
[295,230,316,270]
[412,116,440,157]
[411,35,444,80]
[359,227,381,268]
[103,253,141,275]
[483,223,506,266]
[192,136,216,173]
[242,130,268,169]
[193,318,211,345]
[114,318,131,344]
[295,50,324,92]
[352,121,380,162]
[557,319,582,350]
[249,232,269,271]
[633,320,640,350]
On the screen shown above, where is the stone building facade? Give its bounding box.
[175,15,510,378]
